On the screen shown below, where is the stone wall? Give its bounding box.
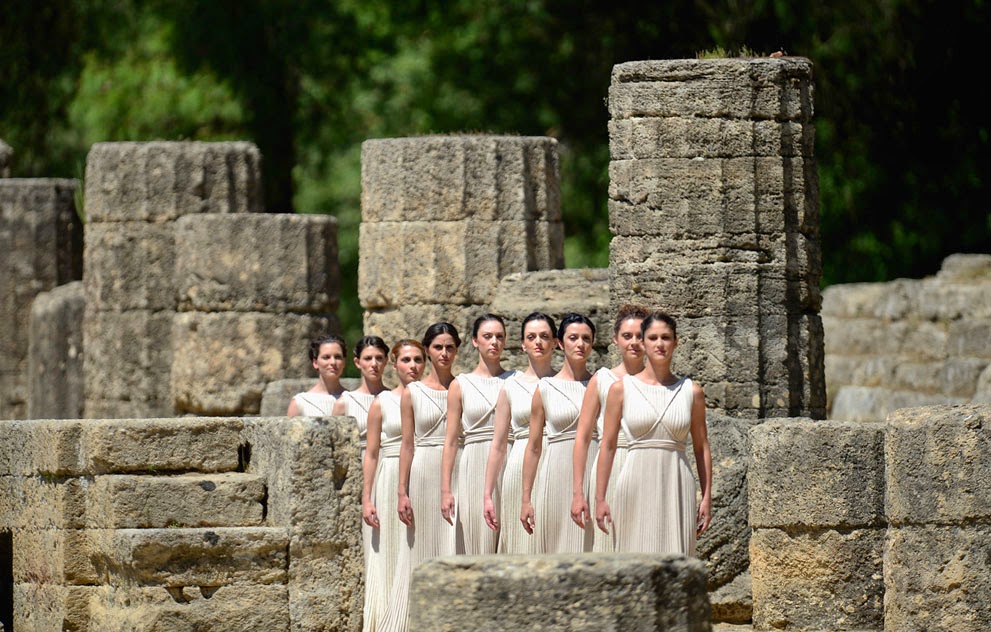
[0,140,11,177]
[823,254,991,421]
[0,415,363,631]
[607,58,825,420]
[28,281,85,420]
[0,178,82,420]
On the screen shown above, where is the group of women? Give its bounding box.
[287,307,713,632]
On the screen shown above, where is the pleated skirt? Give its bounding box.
[590,443,627,552]
[363,456,401,631]
[458,440,499,555]
[499,437,538,554]
[534,438,593,553]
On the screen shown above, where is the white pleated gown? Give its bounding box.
[589,367,629,552]
[291,392,338,416]
[534,377,594,553]
[363,391,403,632]
[612,376,697,555]
[380,382,459,632]
[498,374,539,554]
[456,372,513,555]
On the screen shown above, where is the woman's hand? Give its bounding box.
[520,500,536,535]
[397,494,414,527]
[362,500,380,528]
[697,496,712,536]
[595,499,613,534]
[483,496,499,531]
[441,490,456,525]
[570,493,590,529]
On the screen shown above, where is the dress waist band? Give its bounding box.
[464,426,495,445]
[547,430,578,445]
[415,436,445,448]
[628,438,685,452]
[380,442,401,458]
[616,433,629,449]
[511,428,530,442]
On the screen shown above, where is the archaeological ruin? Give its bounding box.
[1,56,989,630]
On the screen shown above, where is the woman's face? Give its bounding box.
[427,333,459,370]
[614,318,645,363]
[472,320,506,360]
[355,345,387,382]
[394,345,426,386]
[313,342,346,378]
[559,323,594,362]
[522,320,555,361]
[643,321,677,364]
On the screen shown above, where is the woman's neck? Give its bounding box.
[424,366,455,389]
[612,356,645,378]
[317,375,344,395]
[557,356,590,381]
[524,356,555,379]
[473,355,505,378]
[357,378,387,395]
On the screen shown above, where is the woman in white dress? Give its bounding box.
[382,323,461,632]
[483,312,557,554]
[441,314,514,555]
[287,334,348,416]
[332,336,388,632]
[521,313,596,553]
[361,340,426,632]
[570,304,649,551]
[595,312,712,555]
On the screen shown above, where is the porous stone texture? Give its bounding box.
[410,554,712,631]
[0,415,362,631]
[884,405,991,632]
[28,281,85,419]
[608,59,825,420]
[824,254,991,421]
[0,179,82,419]
[749,419,886,631]
[710,572,753,625]
[360,135,565,362]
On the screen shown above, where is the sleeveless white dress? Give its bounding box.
[498,374,540,554]
[291,391,338,416]
[456,371,513,555]
[363,390,404,632]
[534,377,593,553]
[381,382,460,632]
[613,376,697,555]
[590,367,629,552]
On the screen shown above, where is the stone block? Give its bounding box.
[363,304,479,348]
[80,417,243,474]
[259,378,314,416]
[709,571,752,625]
[83,221,176,311]
[0,138,11,176]
[12,528,102,585]
[942,357,988,398]
[609,117,814,160]
[0,475,74,530]
[175,213,339,313]
[884,524,991,632]
[935,253,991,283]
[896,320,949,361]
[13,583,74,631]
[84,142,263,222]
[171,311,336,415]
[885,405,991,526]
[948,319,991,358]
[82,309,173,411]
[359,219,563,309]
[821,317,906,357]
[411,554,711,631]
[0,371,26,421]
[820,282,891,319]
[974,365,991,404]
[361,135,560,223]
[915,281,991,321]
[749,419,885,529]
[609,58,814,121]
[0,419,83,477]
[28,281,85,419]
[750,527,883,631]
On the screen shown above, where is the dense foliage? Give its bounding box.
[3,0,988,348]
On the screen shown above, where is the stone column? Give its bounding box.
[359,136,564,360]
[749,419,885,630]
[0,140,11,177]
[0,179,82,419]
[83,142,262,418]
[608,58,825,419]
[28,281,85,419]
[171,214,339,415]
[885,404,991,632]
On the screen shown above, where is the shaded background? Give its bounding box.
[3,0,988,352]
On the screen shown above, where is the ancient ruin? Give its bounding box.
[1,56,989,630]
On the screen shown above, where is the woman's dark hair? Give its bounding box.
[471,313,506,338]
[354,335,389,358]
[613,304,650,334]
[557,313,596,341]
[422,322,462,348]
[390,339,425,362]
[309,334,347,362]
[641,311,678,339]
[521,312,557,339]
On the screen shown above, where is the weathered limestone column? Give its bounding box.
[171,214,339,415]
[608,59,825,419]
[885,404,991,632]
[411,554,711,631]
[360,136,564,358]
[749,419,885,630]
[83,142,262,418]
[0,179,82,419]
[28,281,85,419]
